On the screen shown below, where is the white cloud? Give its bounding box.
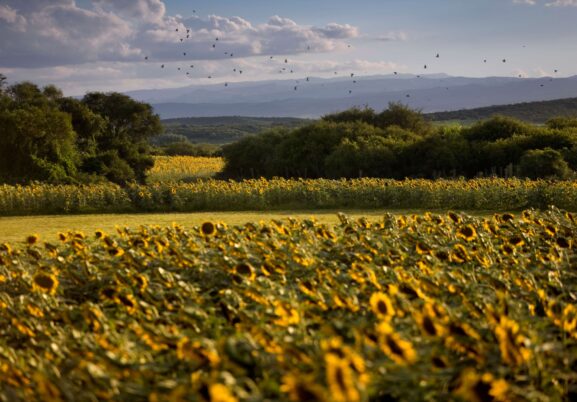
[0,5,27,31]
[364,32,409,42]
[513,0,577,5]
[92,0,166,23]
[546,0,577,6]
[0,1,369,69]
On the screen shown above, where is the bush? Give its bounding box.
[518,148,573,179]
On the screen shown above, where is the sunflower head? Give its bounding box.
[457,225,477,242]
[26,234,39,245]
[369,292,395,320]
[32,272,59,295]
[201,222,216,236]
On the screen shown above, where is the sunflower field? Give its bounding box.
[148,157,224,183]
[2,177,577,216]
[1,207,577,401]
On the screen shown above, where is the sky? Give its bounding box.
[0,0,576,95]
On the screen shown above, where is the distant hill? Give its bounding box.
[123,74,577,119]
[427,97,577,124]
[160,116,312,144]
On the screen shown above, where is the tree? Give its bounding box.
[464,115,532,142]
[81,92,163,184]
[0,107,78,183]
[518,148,572,179]
[0,73,7,93]
[546,116,577,130]
[57,97,105,158]
[322,106,377,125]
[375,102,432,136]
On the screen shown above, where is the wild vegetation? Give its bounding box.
[1,208,577,401]
[0,78,162,185]
[221,103,577,180]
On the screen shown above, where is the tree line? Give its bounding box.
[220,103,577,180]
[0,74,162,185]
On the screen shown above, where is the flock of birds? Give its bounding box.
[143,14,561,100]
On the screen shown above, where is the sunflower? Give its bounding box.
[201,222,216,236]
[26,234,39,245]
[448,211,461,224]
[99,286,118,301]
[273,301,300,326]
[494,316,531,366]
[415,241,432,255]
[107,247,125,257]
[115,293,138,315]
[32,272,59,295]
[544,224,557,237]
[208,383,238,402]
[457,225,477,242]
[0,242,13,254]
[176,337,220,367]
[369,292,395,321]
[325,353,360,402]
[281,374,326,402]
[376,322,417,365]
[555,236,571,249]
[508,235,525,247]
[232,263,256,281]
[450,244,469,264]
[453,368,509,402]
[415,309,445,337]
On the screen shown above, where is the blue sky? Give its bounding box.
[1,0,576,94]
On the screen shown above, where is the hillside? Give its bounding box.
[160,116,312,144]
[427,97,577,124]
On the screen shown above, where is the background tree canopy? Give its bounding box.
[221,103,577,180]
[0,79,162,185]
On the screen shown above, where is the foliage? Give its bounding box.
[223,106,577,180]
[518,148,573,179]
[0,78,162,185]
[161,116,311,145]
[0,106,78,183]
[546,116,577,130]
[1,208,577,400]
[3,177,577,215]
[81,92,163,184]
[161,142,221,157]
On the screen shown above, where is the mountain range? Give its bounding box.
[124,74,577,119]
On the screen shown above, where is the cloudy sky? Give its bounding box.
[0,0,576,95]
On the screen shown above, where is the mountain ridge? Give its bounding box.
[122,74,577,119]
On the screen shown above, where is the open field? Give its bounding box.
[1,208,576,400]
